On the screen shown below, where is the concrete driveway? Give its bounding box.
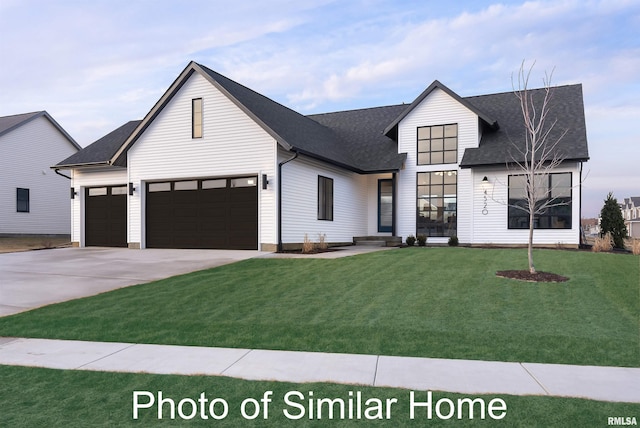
[0,247,265,317]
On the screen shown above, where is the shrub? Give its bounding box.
[592,232,613,253]
[405,235,416,246]
[599,192,627,249]
[448,236,459,246]
[632,239,640,256]
[301,233,315,254]
[317,233,328,251]
[416,234,427,246]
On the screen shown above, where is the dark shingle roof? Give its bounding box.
[58,62,588,173]
[1,111,80,150]
[55,120,140,167]
[308,105,407,171]
[460,84,589,167]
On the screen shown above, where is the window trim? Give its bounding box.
[16,188,30,213]
[317,176,334,221]
[507,172,572,230]
[192,98,203,139]
[417,123,458,166]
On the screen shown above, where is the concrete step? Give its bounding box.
[354,240,386,247]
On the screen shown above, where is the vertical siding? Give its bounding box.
[396,88,479,243]
[127,72,277,248]
[471,164,582,245]
[279,149,368,243]
[0,116,78,235]
[70,168,127,245]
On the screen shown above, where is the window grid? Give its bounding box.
[417,124,458,165]
[416,171,457,237]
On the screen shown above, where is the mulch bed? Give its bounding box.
[496,270,569,283]
[276,248,340,255]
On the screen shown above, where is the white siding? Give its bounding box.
[70,168,127,245]
[0,116,78,235]
[127,72,277,249]
[396,88,479,244]
[279,149,368,244]
[470,164,582,245]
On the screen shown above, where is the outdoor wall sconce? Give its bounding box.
[481,176,489,215]
[70,187,77,199]
[129,182,136,196]
[262,173,269,190]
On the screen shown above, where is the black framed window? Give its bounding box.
[417,171,457,236]
[318,176,333,221]
[17,188,29,212]
[417,124,457,165]
[192,98,203,138]
[508,173,572,229]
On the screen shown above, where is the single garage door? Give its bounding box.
[85,185,127,247]
[146,176,258,250]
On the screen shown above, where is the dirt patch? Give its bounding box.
[0,236,71,254]
[496,270,569,283]
[277,248,341,255]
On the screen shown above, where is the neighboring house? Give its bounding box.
[1,111,80,236]
[621,197,640,238]
[54,61,589,250]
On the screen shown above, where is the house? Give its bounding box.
[1,111,80,236]
[54,61,589,250]
[621,197,640,238]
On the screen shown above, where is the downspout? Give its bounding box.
[54,168,72,180]
[278,151,299,252]
[579,161,584,247]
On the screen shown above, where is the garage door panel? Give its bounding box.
[146,177,257,250]
[85,187,127,247]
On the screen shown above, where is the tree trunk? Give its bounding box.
[528,209,536,274]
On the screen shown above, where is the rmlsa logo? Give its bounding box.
[608,417,638,426]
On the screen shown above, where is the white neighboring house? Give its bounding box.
[1,111,80,236]
[621,197,640,238]
[55,61,589,250]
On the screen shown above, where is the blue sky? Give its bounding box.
[1,0,638,217]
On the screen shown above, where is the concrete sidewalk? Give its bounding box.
[1,337,638,403]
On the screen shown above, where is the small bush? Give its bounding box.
[302,233,315,254]
[405,235,416,246]
[317,233,328,251]
[592,232,613,253]
[448,236,459,246]
[632,239,640,256]
[416,234,427,246]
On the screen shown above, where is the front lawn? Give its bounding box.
[0,248,637,367]
[1,365,638,427]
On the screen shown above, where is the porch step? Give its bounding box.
[353,236,403,247]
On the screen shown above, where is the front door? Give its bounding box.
[378,179,393,233]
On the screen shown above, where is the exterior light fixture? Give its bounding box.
[262,174,269,190]
[481,176,489,215]
[70,187,77,199]
[129,182,136,196]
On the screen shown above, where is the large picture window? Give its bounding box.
[16,188,29,213]
[417,124,457,165]
[417,171,457,237]
[508,173,572,229]
[318,176,333,221]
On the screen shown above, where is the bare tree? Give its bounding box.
[510,61,569,274]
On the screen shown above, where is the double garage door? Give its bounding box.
[85,176,258,250]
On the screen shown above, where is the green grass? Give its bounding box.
[0,248,638,367]
[1,364,638,427]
